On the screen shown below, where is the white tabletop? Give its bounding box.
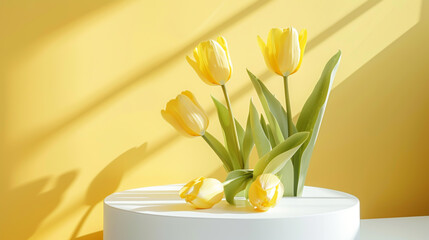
[104,184,428,239]
[104,184,360,240]
[360,216,429,240]
[104,184,359,219]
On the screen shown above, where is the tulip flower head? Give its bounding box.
[186,36,233,86]
[161,91,209,137]
[248,174,284,211]
[179,177,224,209]
[258,27,307,77]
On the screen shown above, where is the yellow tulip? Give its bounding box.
[161,91,209,137]
[179,177,224,209]
[248,174,284,211]
[257,27,307,76]
[186,36,233,86]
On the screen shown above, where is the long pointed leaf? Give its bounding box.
[247,70,285,143]
[242,113,254,168]
[253,132,309,177]
[260,114,269,138]
[212,96,242,170]
[259,79,290,138]
[294,51,342,195]
[249,101,271,158]
[235,119,245,148]
[203,132,233,171]
[278,160,294,196]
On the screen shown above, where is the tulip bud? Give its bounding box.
[257,27,307,76]
[248,174,284,211]
[186,36,233,86]
[161,91,209,137]
[179,177,224,209]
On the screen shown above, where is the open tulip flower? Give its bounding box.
[161,91,208,137]
[248,174,284,212]
[257,27,307,77]
[187,36,243,171]
[179,177,224,209]
[186,36,232,86]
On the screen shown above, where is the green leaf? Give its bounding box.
[235,119,245,148]
[266,124,277,147]
[263,140,303,175]
[249,101,271,158]
[244,179,253,200]
[260,114,269,138]
[259,80,290,139]
[247,70,285,142]
[253,132,309,177]
[278,160,294,196]
[202,132,233,172]
[212,96,242,170]
[294,51,342,196]
[223,169,253,205]
[242,113,254,169]
[266,112,283,146]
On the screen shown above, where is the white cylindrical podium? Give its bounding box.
[104,185,360,240]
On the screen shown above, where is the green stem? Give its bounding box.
[284,75,299,196]
[221,84,243,169]
[283,75,294,136]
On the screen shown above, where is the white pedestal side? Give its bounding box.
[104,185,360,240]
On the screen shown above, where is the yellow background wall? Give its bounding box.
[1,0,428,239]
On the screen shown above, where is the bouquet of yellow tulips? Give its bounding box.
[162,27,341,211]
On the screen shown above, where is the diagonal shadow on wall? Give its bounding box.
[9,0,382,186]
[70,1,390,237]
[0,170,78,240]
[306,1,429,219]
[69,143,148,239]
[11,0,273,162]
[0,1,393,239]
[0,0,118,57]
[210,1,429,219]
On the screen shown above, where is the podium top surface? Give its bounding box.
[104,184,359,219]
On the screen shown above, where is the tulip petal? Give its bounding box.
[197,42,222,85]
[291,29,307,74]
[266,28,283,75]
[164,99,198,136]
[162,92,209,137]
[217,36,233,80]
[196,178,224,201]
[161,109,193,137]
[185,178,205,202]
[180,177,223,209]
[257,36,275,74]
[206,40,231,85]
[267,184,282,207]
[165,97,200,136]
[193,47,200,63]
[186,55,217,86]
[181,91,203,112]
[179,177,203,198]
[268,28,283,54]
[248,174,283,211]
[259,173,281,190]
[278,27,300,76]
[181,91,209,131]
[175,95,207,136]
